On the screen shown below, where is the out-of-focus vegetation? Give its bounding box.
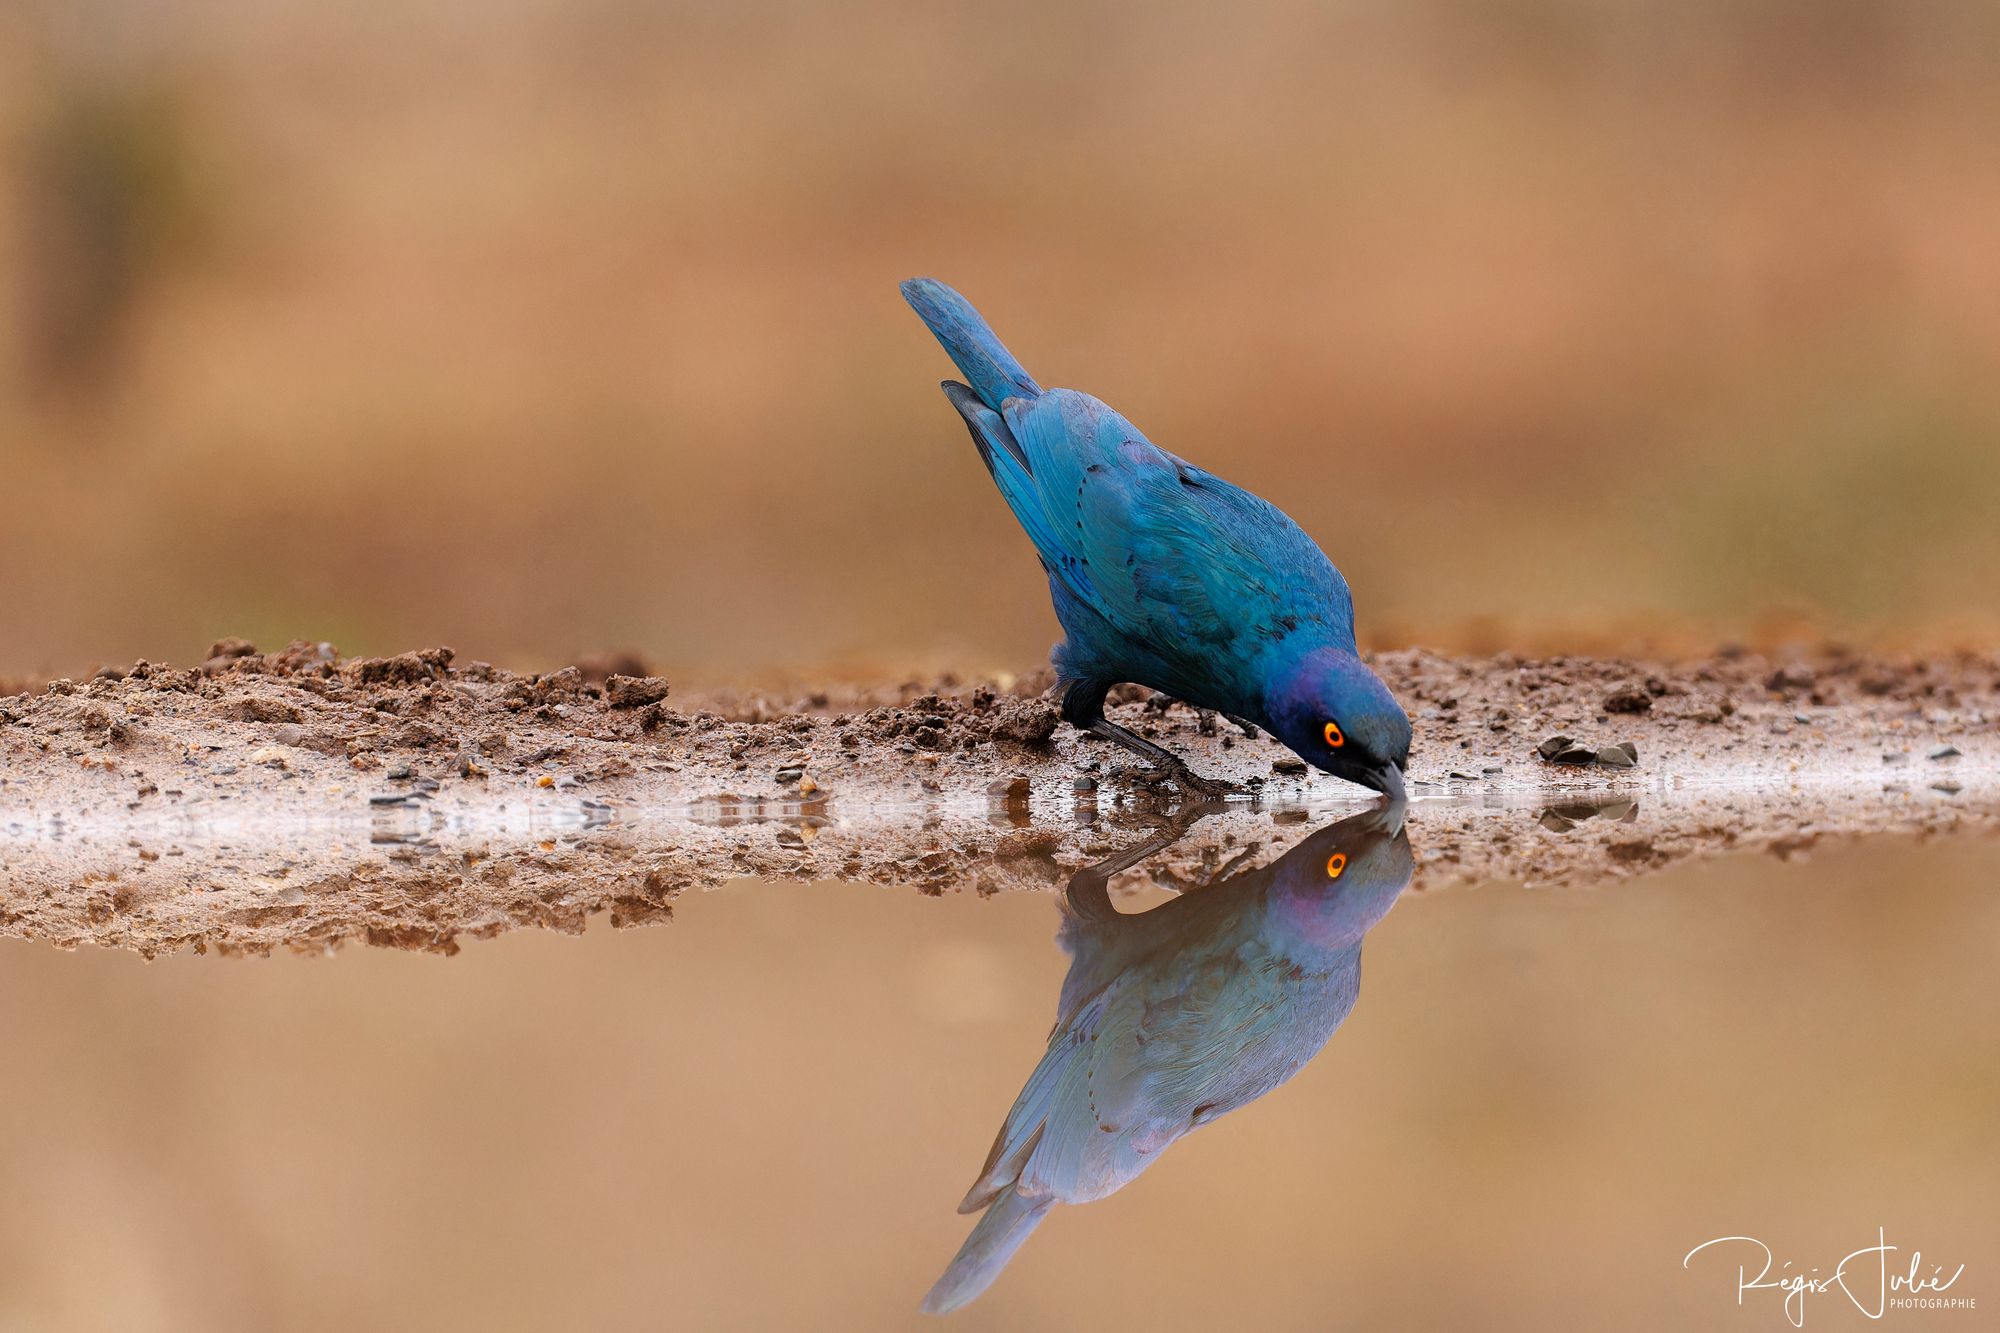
[2,0,1997,680]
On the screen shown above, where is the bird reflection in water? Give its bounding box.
[924,802,1414,1313]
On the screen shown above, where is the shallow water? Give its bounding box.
[1,812,1995,1331]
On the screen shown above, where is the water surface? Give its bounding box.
[0,810,1994,1331]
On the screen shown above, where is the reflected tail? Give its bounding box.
[919,1188,1054,1314]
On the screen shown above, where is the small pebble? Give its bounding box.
[536,774,556,788]
[605,674,672,709]
[775,766,804,784]
[1927,744,1961,761]
[987,776,1031,801]
[1537,735,1574,760]
[1272,757,1308,775]
[1072,776,1098,794]
[1603,687,1652,714]
[1766,663,1815,691]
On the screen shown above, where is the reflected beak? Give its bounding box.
[1374,787,1407,837]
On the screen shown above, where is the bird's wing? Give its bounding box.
[1004,390,1355,674]
[1133,959,1349,1125]
[1005,940,1337,1205]
[956,983,1119,1213]
[1102,950,1338,1125]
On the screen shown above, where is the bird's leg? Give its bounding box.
[1205,843,1261,886]
[1083,717,1237,798]
[1064,803,1221,921]
[1062,680,1240,799]
[1065,827,1182,921]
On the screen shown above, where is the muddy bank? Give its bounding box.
[3,784,1995,958]
[6,639,1998,802]
[3,640,1997,955]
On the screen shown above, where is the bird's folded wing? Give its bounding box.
[1004,390,1355,667]
[957,984,1118,1213]
[1016,951,1333,1204]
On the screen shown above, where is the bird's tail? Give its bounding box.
[919,1188,1054,1315]
[900,278,1043,412]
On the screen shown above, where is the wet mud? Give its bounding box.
[3,641,1996,955]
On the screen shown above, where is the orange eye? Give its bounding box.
[1326,852,1347,879]
[1323,720,1345,748]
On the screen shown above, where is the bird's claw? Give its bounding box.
[1157,766,1243,802]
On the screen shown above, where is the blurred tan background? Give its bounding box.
[3,0,1999,683]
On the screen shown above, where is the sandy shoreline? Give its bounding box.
[4,641,1997,955]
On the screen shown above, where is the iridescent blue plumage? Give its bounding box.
[921,807,1414,1312]
[902,278,1410,796]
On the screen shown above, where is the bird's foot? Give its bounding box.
[1151,762,1243,802]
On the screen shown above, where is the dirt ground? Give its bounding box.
[3,640,1996,956]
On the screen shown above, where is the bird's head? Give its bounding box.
[1263,803,1415,945]
[1262,646,1411,800]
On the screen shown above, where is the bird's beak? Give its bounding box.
[1369,761,1406,807]
[1374,789,1407,837]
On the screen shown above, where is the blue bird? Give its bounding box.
[921,805,1414,1313]
[902,278,1410,798]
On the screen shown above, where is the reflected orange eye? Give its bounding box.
[1326,852,1347,879]
[1323,720,1345,748]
